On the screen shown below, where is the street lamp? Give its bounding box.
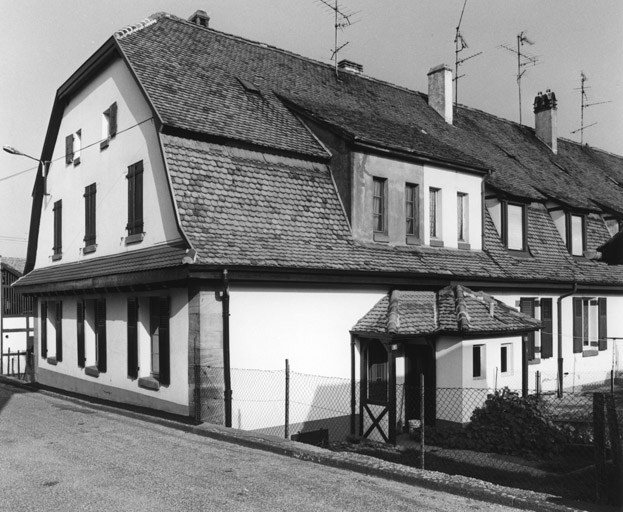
[3,145,50,194]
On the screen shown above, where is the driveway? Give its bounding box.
[0,382,525,512]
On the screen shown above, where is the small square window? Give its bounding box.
[473,344,485,378]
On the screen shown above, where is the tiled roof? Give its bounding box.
[1,257,26,275]
[14,243,189,291]
[117,13,623,215]
[352,286,540,336]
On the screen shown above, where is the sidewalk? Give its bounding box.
[0,375,612,512]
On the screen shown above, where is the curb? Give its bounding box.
[0,376,587,512]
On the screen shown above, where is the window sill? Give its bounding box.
[373,232,389,243]
[508,249,532,259]
[138,376,160,391]
[46,356,57,366]
[83,244,97,254]
[458,242,471,250]
[100,138,110,150]
[528,358,541,365]
[85,366,100,378]
[430,239,444,248]
[582,349,598,358]
[406,235,422,246]
[73,156,81,166]
[51,253,62,261]
[125,233,145,245]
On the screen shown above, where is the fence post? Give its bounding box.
[593,393,606,503]
[17,352,21,379]
[535,371,541,399]
[605,394,622,500]
[194,364,201,422]
[285,359,290,439]
[420,373,425,470]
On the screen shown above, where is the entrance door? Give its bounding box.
[404,343,436,427]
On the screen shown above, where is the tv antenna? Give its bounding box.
[454,0,482,106]
[314,0,359,77]
[499,31,540,124]
[570,72,611,145]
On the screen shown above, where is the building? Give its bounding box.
[1,256,34,376]
[14,11,623,442]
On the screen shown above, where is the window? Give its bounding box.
[100,102,117,149]
[429,188,441,241]
[405,183,419,241]
[367,341,388,402]
[500,344,512,374]
[126,161,144,241]
[80,299,107,376]
[372,177,387,240]
[84,183,96,252]
[573,297,607,354]
[137,297,171,388]
[65,130,81,165]
[519,298,538,361]
[486,198,528,252]
[40,300,62,364]
[53,200,62,260]
[550,209,586,256]
[473,344,485,378]
[457,192,468,244]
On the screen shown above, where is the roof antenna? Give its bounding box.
[570,72,611,146]
[454,0,482,106]
[315,0,358,78]
[499,31,540,125]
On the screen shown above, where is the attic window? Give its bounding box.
[237,78,261,95]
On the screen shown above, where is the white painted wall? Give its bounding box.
[35,57,181,269]
[36,288,189,409]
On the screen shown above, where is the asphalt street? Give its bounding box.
[0,382,523,512]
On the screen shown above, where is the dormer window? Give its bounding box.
[486,197,528,252]
[372,177,388,242]
[429,187,442,245]
[549,207,586,257]
[405,183,420,244]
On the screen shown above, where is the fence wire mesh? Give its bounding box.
[196,366,623,505]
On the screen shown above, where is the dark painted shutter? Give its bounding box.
[540,299,553,359]
[55,301,63,362]
[84,184,96,246]
[127,298,139,379]
[96,299,107,373]
[41,301,48,358]
[135,161,144,234]
[77,301,85,368]
[65,134,74,164]
[109,102,117,138]
[598,298,607,351]
[159,297,170,386]
[519,298,536,360]
[572,298,583,353]
[53,200,62,255]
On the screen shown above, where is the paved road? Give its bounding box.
[0,383,518,512]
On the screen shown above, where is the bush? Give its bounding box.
[416,388,589,459]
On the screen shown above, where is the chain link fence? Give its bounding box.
[196,365,622,505]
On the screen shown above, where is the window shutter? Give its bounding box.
[53,200,62,255]
[540,298,553,359]
[77,301,85,368]
[127,298,139,379]
[109,102,117,138]
[519,298,536,360]
[598,298,607,351]
[41,301,48,358]
[135,161,144,234]
[84,184,96,246]
[55,301,63,362]
[65,134,74,164]
[158,297,170,386]
[96,299,107,373]
[572,297,583,353]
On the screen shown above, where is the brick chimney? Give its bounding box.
[189,10,210,28]
[533,89,558,154]
[427,64,453,125]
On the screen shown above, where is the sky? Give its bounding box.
[1,0,621,258]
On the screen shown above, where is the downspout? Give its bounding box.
[557,282,577,398]
[215,269,232,427]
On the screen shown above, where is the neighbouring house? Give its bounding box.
[1,256,34,375]
[14,11,623,444]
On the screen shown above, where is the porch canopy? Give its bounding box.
[351,285,541,338]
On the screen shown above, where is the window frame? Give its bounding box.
[566,212,586,257]
[500,343,512,374]
[372,177,388,242]
[429,187,442,245]
[405,183,420,243]
[472,344,485,379]
[503,201,528,252]
[573,297,607,355]
[457,191,469,247]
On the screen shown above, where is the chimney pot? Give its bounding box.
[427,64,453,124]
[189,10,210,28]
[534,88,558,153]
